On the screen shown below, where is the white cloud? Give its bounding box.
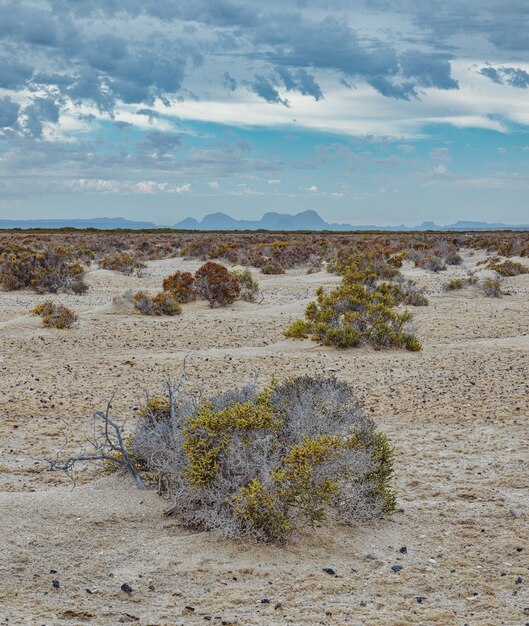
[308,185,318,193]
[170,183,191,194]
[208,180,220,189]
[268,179,281,184]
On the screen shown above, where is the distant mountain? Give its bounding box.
[0,217,159,230]
[173,211,529,231]
[1,211,528,231]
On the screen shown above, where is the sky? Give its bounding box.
[0,0,529,226]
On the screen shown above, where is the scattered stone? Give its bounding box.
[85,589,93,594]
[399,547,408,554]
[510,507,523,518]
[416,596,426,604]
[49,569,57,574]
[260,599,270,604]
[322,568,336,576]
[391,566,403,572]
[366,554,377,561]
[516,577,523,584]
[51,580,60,589]
[120,583,133,593]
[184,606,195,613]
[274,603,282,610]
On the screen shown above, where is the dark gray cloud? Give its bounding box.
[250,75,289,105]
[276,68,323,101]
[480,66,529,88]
[0,97,20,128]
[22,96,61,138]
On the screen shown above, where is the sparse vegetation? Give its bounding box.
[100,252,146,275]
[486,260,529,277]
[0,246,87,294]
[31,300,78,328]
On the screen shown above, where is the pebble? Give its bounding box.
[399,546,408,554]
[322,568,337,576]
[416,596,426,604]
[516,577,524,584]
[510,507,523,518]
[391,565,403,572]
[51,580,60,589]
[260,598,270,604]
[120,583,133,593]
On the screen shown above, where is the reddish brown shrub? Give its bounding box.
[194,261,240,307]
[162,271,196,302]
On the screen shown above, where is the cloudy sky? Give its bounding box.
[1,0,528,226]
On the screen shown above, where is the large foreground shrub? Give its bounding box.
[131,376,395,542]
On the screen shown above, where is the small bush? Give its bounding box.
[131,376,396,542]
[162,271,196,302]
[235,269,259,302]
[100,252,146,275]
[261,260,285,275]
[31,300,78,328]
[486,260,529,277]
[445,252,463,265]
[194,261,240,307]
[425,256,446,273]
[445,278,465,291]
[480,279,503,298]
[132,291,182,315]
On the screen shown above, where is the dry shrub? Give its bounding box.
[162,271,196,302]
[100,252,146,275]
[131,376,396,542]
[486,260,529,277]
[194,261,240,307]
[132,291,181,315]
[261,260,285,275]
[31,300,78,328]
[480,279,503,298]
[425,256,446,273]
[0,247,87,294]
[235,269,259,301]
[445,252,463,265]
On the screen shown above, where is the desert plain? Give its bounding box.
[0,245,528,626]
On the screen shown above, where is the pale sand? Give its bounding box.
[0,253,528,625]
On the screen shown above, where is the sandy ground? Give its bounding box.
[0,252,528,625]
